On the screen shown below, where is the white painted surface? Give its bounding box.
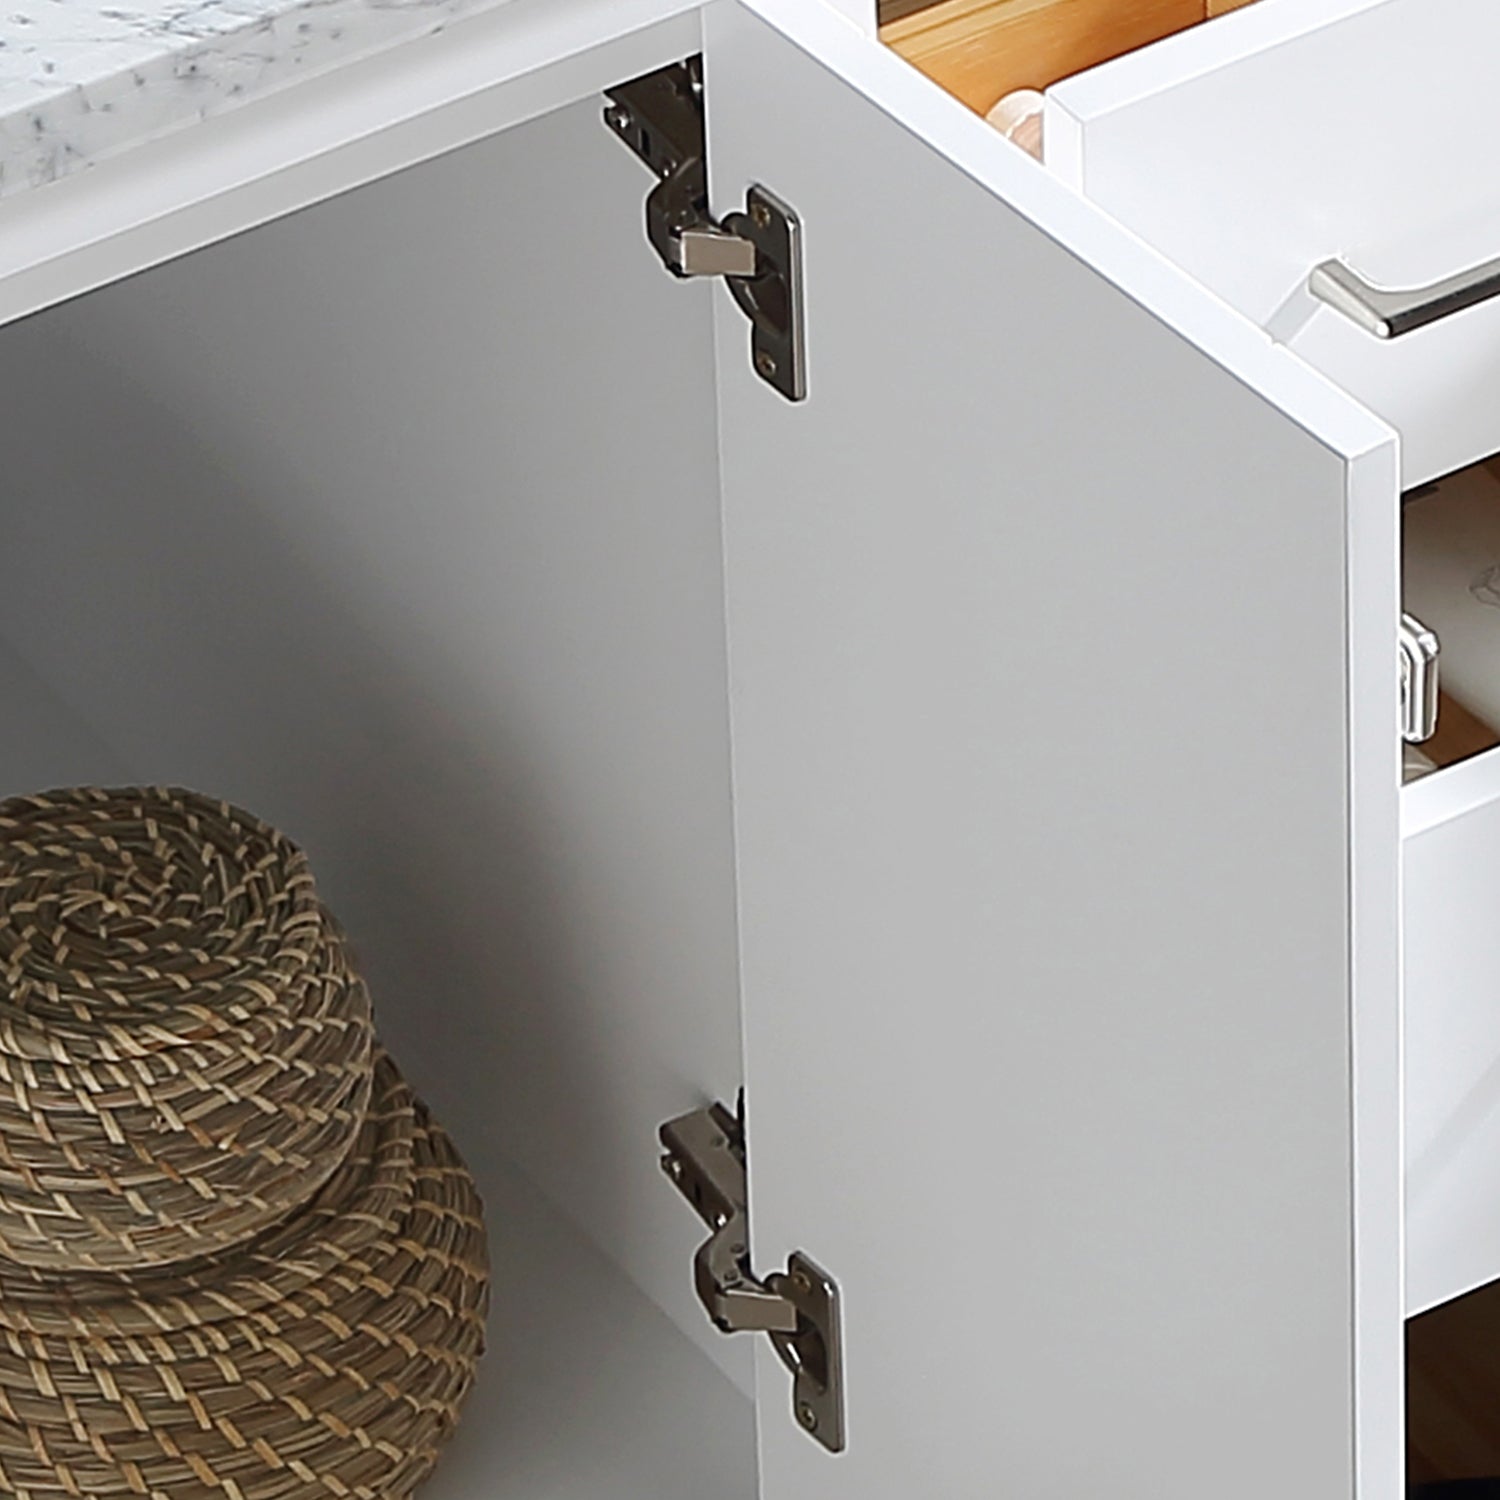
[0,639,137,795]
[1047,0,1500,487]
[816,0,874,31]
[0,90,753,1398]
[431,1156,756,1500]
[1403,745,1500,1314]
[709,1,1400,1494]
[0,0,698,332]
[1405,743,1500,840]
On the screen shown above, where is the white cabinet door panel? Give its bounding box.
[706,4,1401,1496]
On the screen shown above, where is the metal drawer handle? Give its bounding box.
[1310,255,1500,339]
[1401,613,1440,744]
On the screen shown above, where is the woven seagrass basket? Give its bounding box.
[0,787,376,1272]
[0,1050,488,1500]
[0,787,490,1499]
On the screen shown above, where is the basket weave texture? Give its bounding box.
[0,787,490,1500]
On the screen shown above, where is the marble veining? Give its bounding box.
[0,0,519,201]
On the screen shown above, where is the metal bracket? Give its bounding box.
[660,1102,845,1453]
[603,58,807,402]
[1400,612,1440,744]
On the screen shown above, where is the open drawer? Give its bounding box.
[1406,747,1500,1315]
[1404,463,1500,1313]
[883,0,1500,489]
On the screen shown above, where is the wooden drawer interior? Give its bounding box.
[880,0,1260,117]
[1411,1281,1500,1486]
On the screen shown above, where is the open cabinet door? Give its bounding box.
[702,2,1403,1496]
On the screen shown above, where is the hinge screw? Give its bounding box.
[798,1403,819,1432]
[752,201,772,229]
[604,104,631,133]
[755,351,778,379]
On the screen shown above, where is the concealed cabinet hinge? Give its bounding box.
[603,57,807,402]
[659,1101,845,1453]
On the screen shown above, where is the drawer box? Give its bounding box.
[1403,462,1500,1313]
[1041,0,1500,488]
[1406,753,1500,1314]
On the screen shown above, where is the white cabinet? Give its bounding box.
[3,0,1496,1494]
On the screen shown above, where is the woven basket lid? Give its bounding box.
[0,1050,489,1500]
[0,787,375,1271]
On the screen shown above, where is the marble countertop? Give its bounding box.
[0,0,518,201]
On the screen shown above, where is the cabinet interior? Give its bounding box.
[0,86,755,1497]
[6,3,1492,1487]
[880,0,1260,116]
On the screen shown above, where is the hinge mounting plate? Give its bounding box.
[603,58,807,402]
[660,1101,845,1453]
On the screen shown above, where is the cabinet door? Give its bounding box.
[703,3,1403,1496]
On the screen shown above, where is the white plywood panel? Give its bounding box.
[818,0,875,31]
[0,639,136,795]
[1047,0,1500,487]
[1403,750,1500,1314]
[707,2,1400,1495]
[433,1155,755,1500]
[0,94,751,1397]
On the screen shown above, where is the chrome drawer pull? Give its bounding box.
[1401,613,1440,744]
[1310,255,1500,339]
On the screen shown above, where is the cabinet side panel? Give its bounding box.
[0,95,752,1396]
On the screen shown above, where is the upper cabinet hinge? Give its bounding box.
[659,1100,845,1453]
[604,57,807,402]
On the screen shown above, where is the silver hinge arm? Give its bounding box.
[603,58,807,402]
[660,1102,846,1453]
[602,58,749,279]
[660,1103,798,1334]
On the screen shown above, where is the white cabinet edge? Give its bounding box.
[1048,0,1406,122]
[1346,438,1403,1493]
[1403,746,1500,841]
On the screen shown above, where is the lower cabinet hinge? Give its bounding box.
[659,1100,845,1453]
[603,57,807,402]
